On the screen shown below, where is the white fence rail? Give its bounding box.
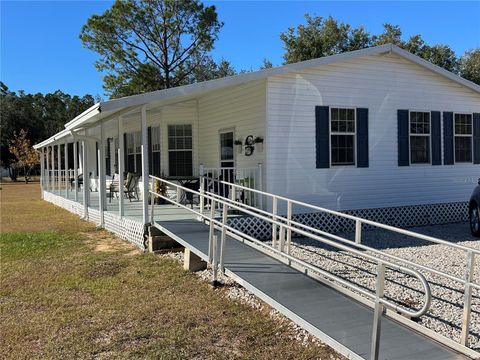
[199,164,262,210]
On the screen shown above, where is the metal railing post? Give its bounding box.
[279,224,285,253]
[212,234,218,284]
[208,199,216,263]
[371,262,386,360]
[355,219,362,244]
[287,201,292,254]
[199,164,205,215]
[272,197,278,248]
[220,201,228,274]
[460,251,475,346]
[150,179,155,225]
[257,163,263,209]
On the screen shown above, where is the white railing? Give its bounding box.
[149,175,432,360]
[207,179,480,349]
[199,164,262,210]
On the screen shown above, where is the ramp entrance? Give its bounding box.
[149,175,479,360]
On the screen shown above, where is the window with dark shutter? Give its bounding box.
[454,113,473,163]
[409,111,431,164]
[330,108,355,166]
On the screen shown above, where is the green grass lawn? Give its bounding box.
[0,183,338,359]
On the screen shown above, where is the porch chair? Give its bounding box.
[108,173,120,202]
[124,173,140,202]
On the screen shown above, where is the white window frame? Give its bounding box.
[329,107,356,167]
[126,131,142,172]
[453,112,474,164]
[167,124,193,177]
[408,110,432,165]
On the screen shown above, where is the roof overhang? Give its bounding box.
[34,43,480,149]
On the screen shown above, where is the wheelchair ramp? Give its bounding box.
[154,218,472,360]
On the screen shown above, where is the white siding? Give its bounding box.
[198,79,266,173]
[266,52,480,211]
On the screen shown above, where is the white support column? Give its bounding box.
[98,122,105,227]
[141,105,149,225]
[40,147,45,198]
[64,141,69,198]
[51,145,55,191]
[82,140,89,219]
[118,116,125,217]
[45,147,50,192]
[73,141,78,202]
[57,144,61,193]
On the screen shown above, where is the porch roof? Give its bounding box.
[34,43,480,149]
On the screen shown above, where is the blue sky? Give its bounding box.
[1,1,479,98]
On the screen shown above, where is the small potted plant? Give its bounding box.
[234,139,243,154]
[254,137,264,153]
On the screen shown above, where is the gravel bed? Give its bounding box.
[280,222,480,350]
[158,251,343,358]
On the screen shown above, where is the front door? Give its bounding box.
[219,130,235,188]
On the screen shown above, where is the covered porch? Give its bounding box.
[35,81,266,248]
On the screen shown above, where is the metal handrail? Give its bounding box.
[202,176,478,347]
[149,175,433,359]
[208,176,480,255]
[206,189,480,291]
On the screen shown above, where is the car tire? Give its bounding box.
[470,204,480,237]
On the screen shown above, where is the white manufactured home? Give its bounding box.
[34,44,480,246]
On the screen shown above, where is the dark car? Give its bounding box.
[469,178,480,237]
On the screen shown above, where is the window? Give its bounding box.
[168,124,193,177]
[409,111,430,164]
[330,108,355,165]
[126,131,141,173]
[454,113,473,163]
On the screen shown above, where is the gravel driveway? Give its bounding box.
[284,222,480,350]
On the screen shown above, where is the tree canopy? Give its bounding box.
[280,15,479,83]
[80,0,229,98]
[0,82,95,175]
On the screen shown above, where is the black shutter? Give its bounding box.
[315,106,330,168]
[474,113,480,164]
[443,112,454,165]
[123,133,128,175]
[106,139,111,176]
[397,110,409,166]
[356,108,369,168]
[431,111,441,165]
[148,127,153,176]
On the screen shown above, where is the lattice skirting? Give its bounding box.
[227,201,469,240]
[43,191,146,249]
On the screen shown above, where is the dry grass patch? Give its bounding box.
[0,183,340,359]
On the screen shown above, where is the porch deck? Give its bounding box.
[47,189,202,222]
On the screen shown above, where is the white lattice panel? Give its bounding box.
[227,201,469,240]
[43,191,146,250]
